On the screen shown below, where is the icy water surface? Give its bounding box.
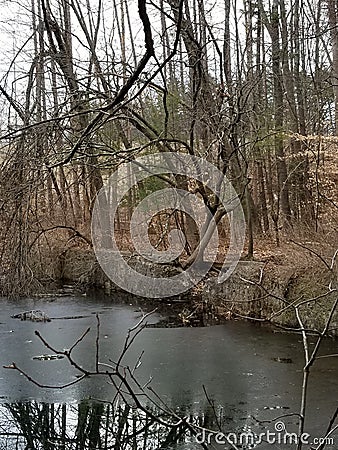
[0,291,337,448]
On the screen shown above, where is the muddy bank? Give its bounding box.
[57,248,338,336]
[204,261,337,336]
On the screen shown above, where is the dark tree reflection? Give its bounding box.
[0,400,223,449]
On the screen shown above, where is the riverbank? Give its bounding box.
[53,238,338,336]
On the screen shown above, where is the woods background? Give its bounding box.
[0,0,337,296]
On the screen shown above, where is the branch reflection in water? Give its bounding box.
[1,400,223,449]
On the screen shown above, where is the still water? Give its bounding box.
[0,291,337,448]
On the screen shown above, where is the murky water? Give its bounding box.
[0,291,337,448]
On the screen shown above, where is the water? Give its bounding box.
[0,291,337,448]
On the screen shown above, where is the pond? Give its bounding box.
[0,290,337,449]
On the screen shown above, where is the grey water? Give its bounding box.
[0,291,337,448]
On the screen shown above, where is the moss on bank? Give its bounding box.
[205,260,337,336]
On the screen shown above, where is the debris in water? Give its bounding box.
[272,357,293,364]
[11,310,51,322]
[32,354,64,361]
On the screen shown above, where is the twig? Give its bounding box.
[202,385,222,432]
[251,412,302,424]
[4,362,87,389]
[330,249,338,270]
[116,309,157,368]
[289,240,331,271]
[315,407,338,450]
[35,328,91,374]
[95,313,100,372]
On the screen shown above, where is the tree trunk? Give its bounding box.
[328,0,338,134]
[271,0,292,225]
